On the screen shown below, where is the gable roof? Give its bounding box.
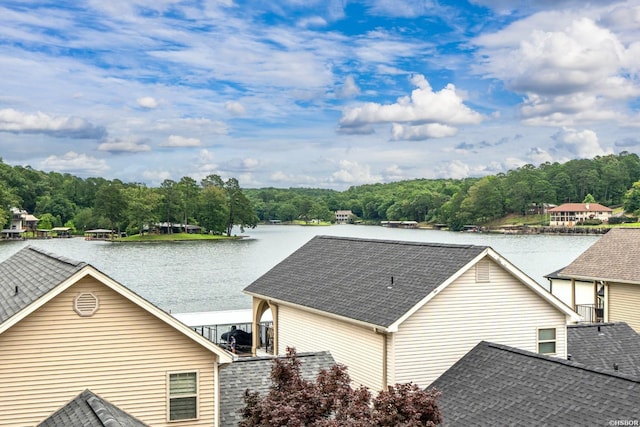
[0,246,232,363]
[568,322,640,378]
[548,202,612,212]
[430,341,640,426]
[218,351,335,426]
[243,236,579,330]
[560,228,640,284]
[0,246,87,325]
[37,389,148,427]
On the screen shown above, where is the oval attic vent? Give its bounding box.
[74,292,99,317]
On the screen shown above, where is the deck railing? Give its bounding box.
[575,303,604,323]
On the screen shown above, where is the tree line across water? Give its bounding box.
[2,152,640,234]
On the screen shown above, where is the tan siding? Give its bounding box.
[609,283,640,333]
[393,259,568,388]
[0,276,218,427]
[277,305,385,391]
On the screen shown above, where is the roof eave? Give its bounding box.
[558,273,640,286]
[243,291,391,332]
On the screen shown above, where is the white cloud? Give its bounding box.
[221,157,260,172]
[526,146,553,164]
[552,127,611,158]
[161,135,202,147]
[336,75,360,98]
[391,123,458,140]
[40,151,110,174]
[475,15,640,126]
[0,108,106,139]
[142,169,173,185]
[225,101,246,116]
[329,160,382,185]
[137,96,159,109]
[98,138,152,153]
[436,160,471,179]
[338,74,483,138]
[297,16,327,28]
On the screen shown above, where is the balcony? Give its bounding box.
[575,303,604,323]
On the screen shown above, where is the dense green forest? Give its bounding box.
[2,152,640,234]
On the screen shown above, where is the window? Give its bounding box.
[168,371,198,421]
[537,328,556,354]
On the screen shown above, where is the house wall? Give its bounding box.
[608,282,640,333]
[277,305,385,391]
[0,276,219,427]
[391,258,568,388]
[550,211,611,226]
[550,279,595,307]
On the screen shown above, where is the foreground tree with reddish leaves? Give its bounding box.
[240,347,442,427]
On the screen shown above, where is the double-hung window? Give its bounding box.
[537,328,556,355]
[168,371,198,421]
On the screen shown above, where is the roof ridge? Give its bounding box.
[485,341,640,383]
[25,245,87,268]
[315,235,486,249]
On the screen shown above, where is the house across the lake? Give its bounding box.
[334,210,354,224]
[243,235,580,391]
[548,202,612,227]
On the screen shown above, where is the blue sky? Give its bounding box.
[1,0,639,189]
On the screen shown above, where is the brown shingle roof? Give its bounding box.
[559,228,640,284]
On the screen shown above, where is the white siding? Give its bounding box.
[609,283,640,333]
[277,305,385,391]
[0,277,218,427]
[393,258,568,388]
[551,279,595,307]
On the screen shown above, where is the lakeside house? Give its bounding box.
[557,228,640,333]
[334,210,354,224]
[243,235,580,391]
[0,246,233,426]
[1,207,38,240]
[548,202,612,227]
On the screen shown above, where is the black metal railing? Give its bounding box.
[575,303,604,323]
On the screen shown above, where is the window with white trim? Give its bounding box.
[537,328,556,355]
[168,371,198,421]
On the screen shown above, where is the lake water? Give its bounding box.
[0,225,600,314]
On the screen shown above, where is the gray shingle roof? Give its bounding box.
[568,322,640,378]
[429,341,640,426]
[243,236,487,328]
[560,228,640,283]
[219,351,335,427]
[37,389,149,427]
[0,245,87,325]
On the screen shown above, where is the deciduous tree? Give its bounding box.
[240,347,441,427]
